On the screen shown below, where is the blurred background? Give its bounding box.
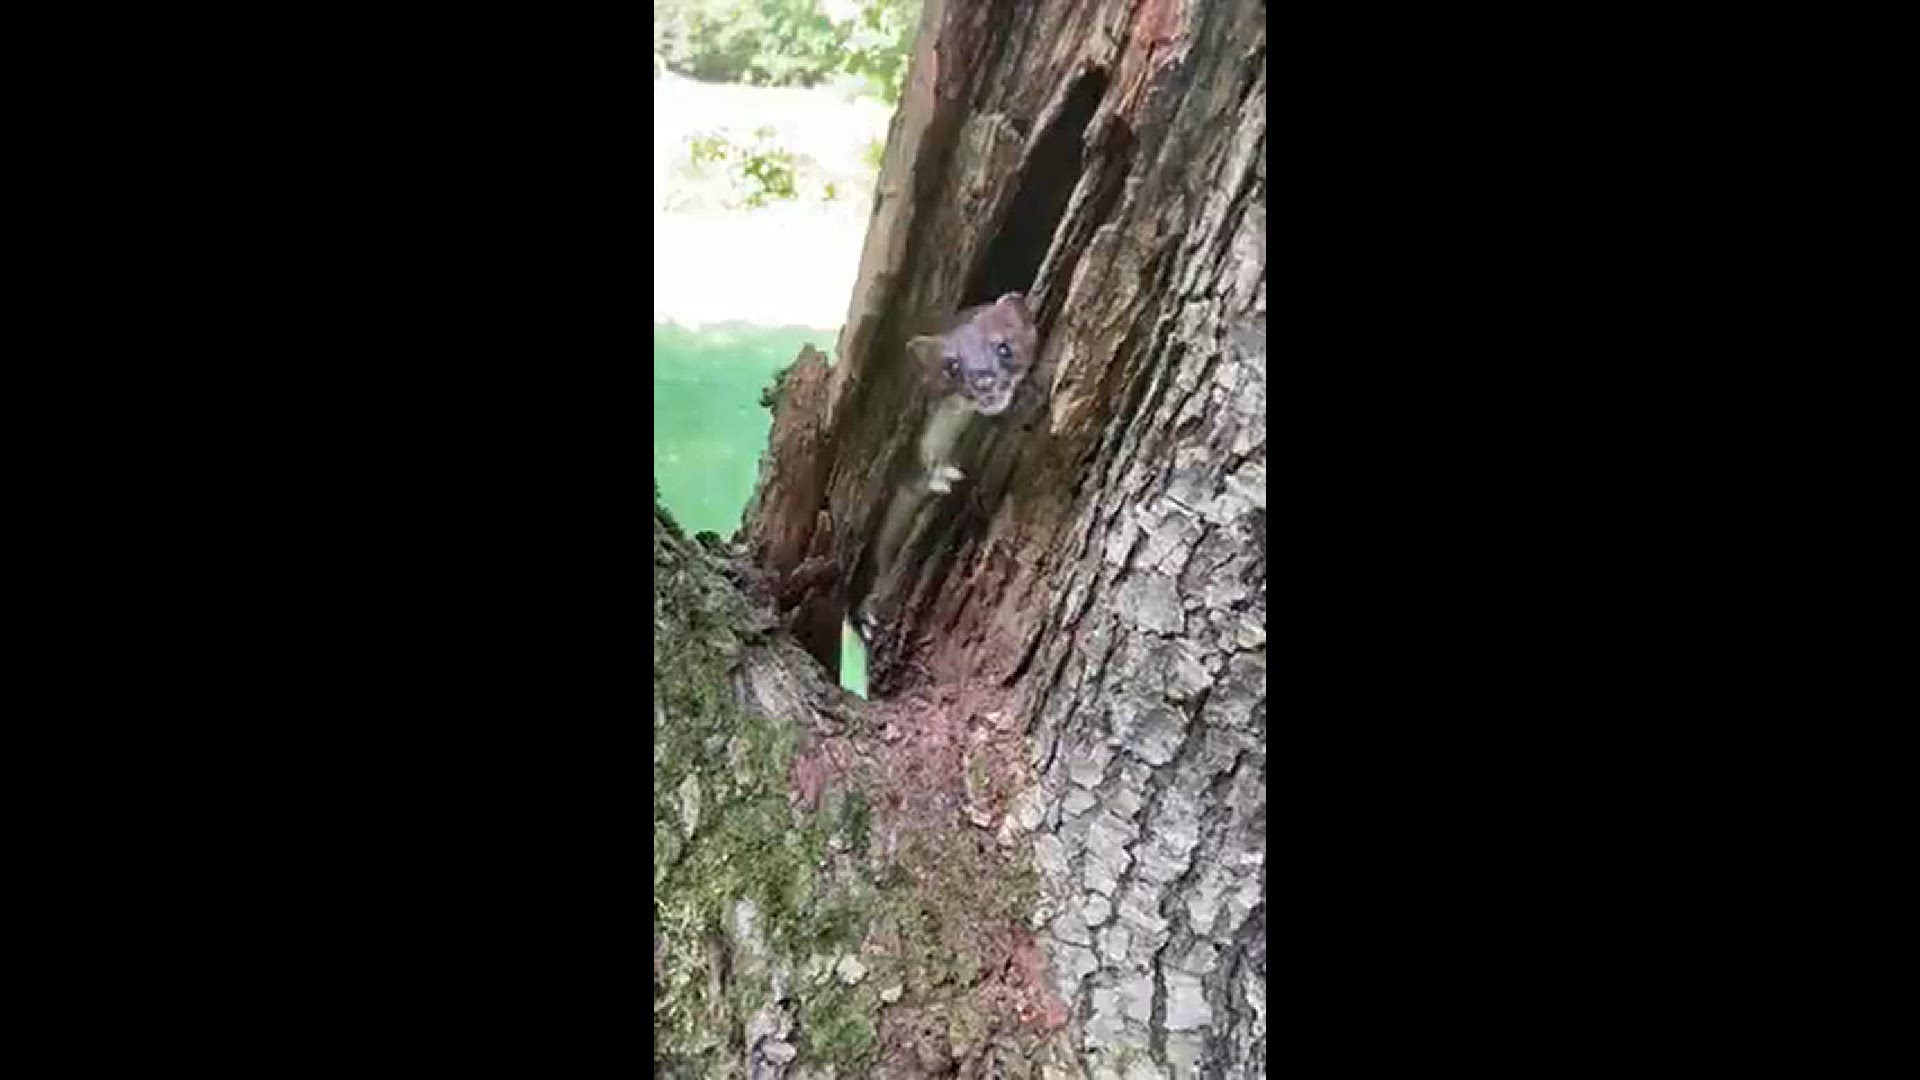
[654,0,922,693]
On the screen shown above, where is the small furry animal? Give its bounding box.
[862,292,1040,611]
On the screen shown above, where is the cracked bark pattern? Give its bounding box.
[741,344,842,675]
[735,1,1265,1076]
[955,6,1266,1077]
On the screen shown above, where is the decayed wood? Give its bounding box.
[731,0,1267,1075]
[739,344,841,675]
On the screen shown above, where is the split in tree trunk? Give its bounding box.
[662,2,1266,1076]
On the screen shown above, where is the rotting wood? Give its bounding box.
[725,1,1267,1075]
[740,344,841,676]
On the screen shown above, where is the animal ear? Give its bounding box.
[995,292,1030,318]
[907,335,946,365]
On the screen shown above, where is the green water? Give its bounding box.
[653,321,826,536]
[653,320,867,696]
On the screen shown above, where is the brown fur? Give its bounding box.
[906,293,1039,417]
[859,294,1041,630]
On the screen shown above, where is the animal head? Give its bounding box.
[909,292,1038,416]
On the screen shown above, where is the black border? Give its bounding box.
[83,3,1814,1070]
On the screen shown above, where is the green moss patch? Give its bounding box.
[654,500,1048,1077]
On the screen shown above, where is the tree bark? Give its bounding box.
[666,2,1266,1077]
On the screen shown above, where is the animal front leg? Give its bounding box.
[926,463,966,494]
[918,395,975,496]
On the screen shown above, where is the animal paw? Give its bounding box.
[924,464,964,495]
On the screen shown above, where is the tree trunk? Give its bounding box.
[662,2,1266,1077]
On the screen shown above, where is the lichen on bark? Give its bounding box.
[665,0,1267,1075]
[655,498,1067,1079]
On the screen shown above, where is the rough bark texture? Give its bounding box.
[657,497,1074,1080]
[703,1,1267,1077]
[740,345,843,678]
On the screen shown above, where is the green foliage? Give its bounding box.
[655,0,921,104]
[684,126,804,208]
[737,149,799,207]
[837,0,918,104]
[686,131,730,167]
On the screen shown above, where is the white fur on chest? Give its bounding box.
[918,394,977,477]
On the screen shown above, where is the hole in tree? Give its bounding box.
[962,67,1109,307]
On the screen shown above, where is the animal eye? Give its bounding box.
[994,341,1013,361]
[943,356,959,377]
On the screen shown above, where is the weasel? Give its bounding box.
[858,292,1040,626]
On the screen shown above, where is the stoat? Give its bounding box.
[860,292,1040,621]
